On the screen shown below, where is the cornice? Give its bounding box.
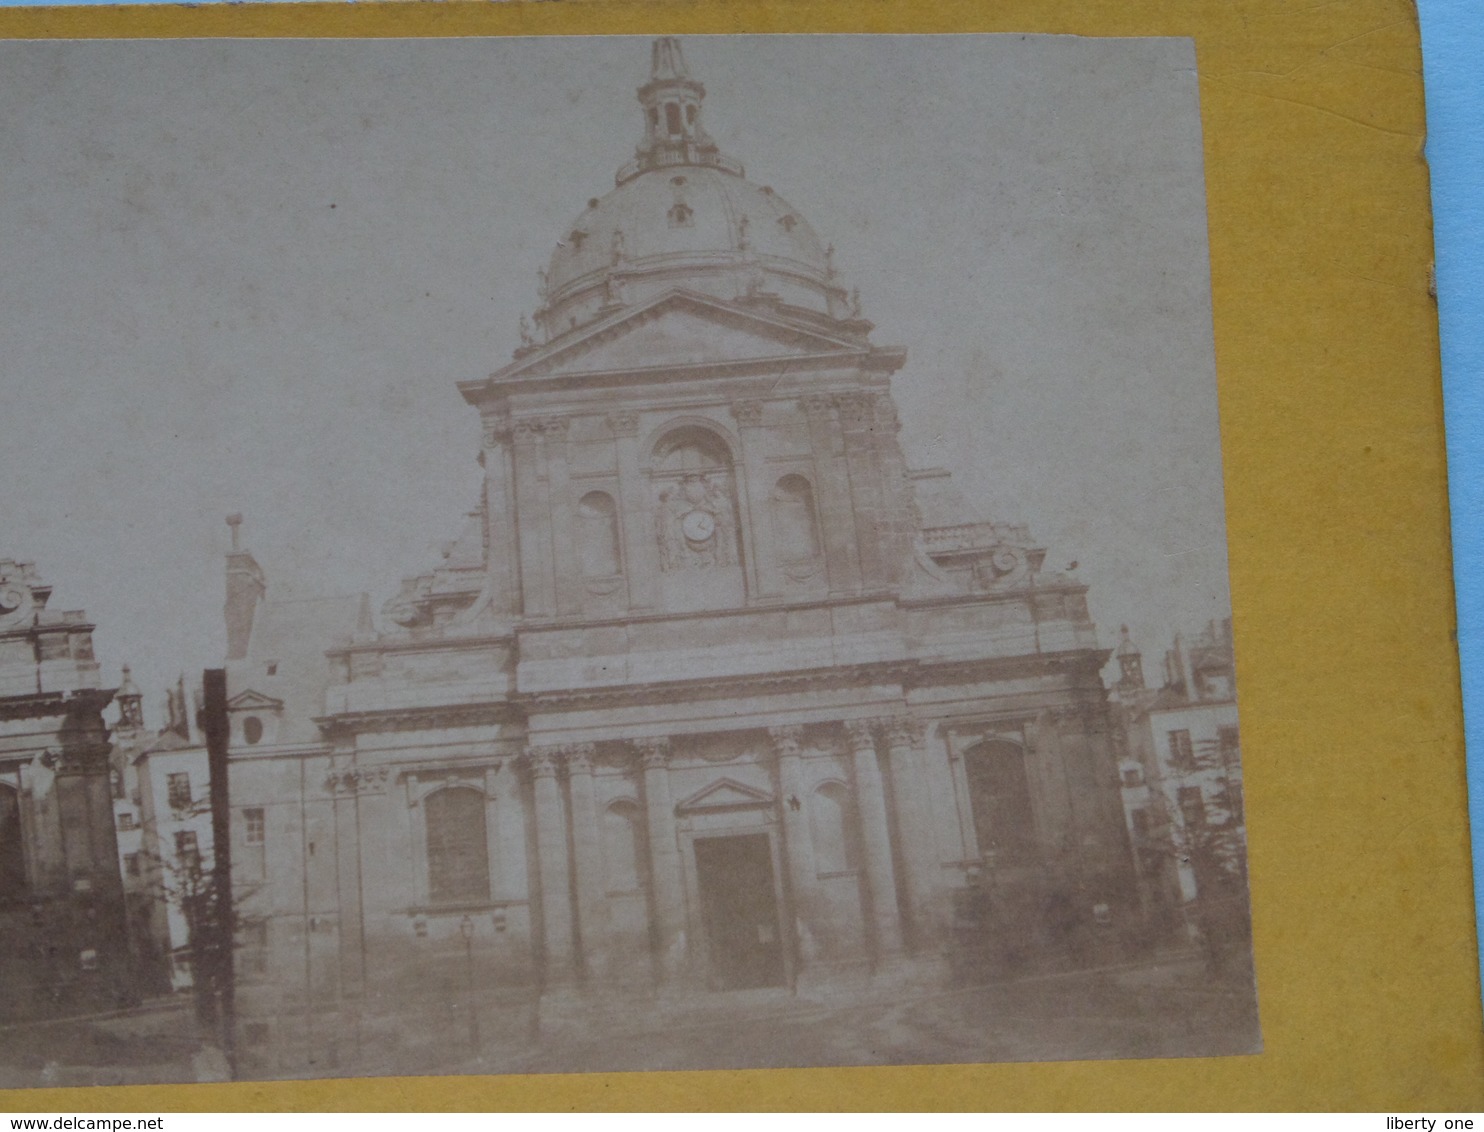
[316,701,516,737]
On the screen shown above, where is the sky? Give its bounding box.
[0,35,1231,720]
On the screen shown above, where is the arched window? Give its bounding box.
[809,781,859,876]
[653,426,730,474]
[665,103,683,135]
[0,784,23,901]
[243,716,263,745]
[964,740,1037,864]
[577,491,622,577]
[651,426,741,573]
[601,800,644,894]
[770,475,822,563]
[425,787,490,905]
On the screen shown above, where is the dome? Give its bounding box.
[533,39,851,341]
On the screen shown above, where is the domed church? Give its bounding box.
[225,38,1135,1076]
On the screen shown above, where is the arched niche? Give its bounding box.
[577,491,623,578]
[770,473,822,566]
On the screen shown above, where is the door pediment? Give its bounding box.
[674,776,775,814]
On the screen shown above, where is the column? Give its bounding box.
[844,719,904,958]
[542,416,582,617]
[525,746,574,983]
[731,400,776,599]
[512,420,555,616]
[800,395,862,595]
[563,743,607,979]
[634,736,686,981]
[610,411,657,610]
[768,725,818,970]
[879,716,938,945]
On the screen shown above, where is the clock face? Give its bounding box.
[681,509,717,544]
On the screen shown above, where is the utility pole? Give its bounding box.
[202,667,236,1078]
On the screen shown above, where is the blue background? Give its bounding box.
[1419,0,1484,995]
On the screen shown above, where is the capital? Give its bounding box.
[799,394,835,417]
[730,400,764,428]
[767,724,805,757]
[538,415,571,438]
[607,411,640,437]
[843,719,877,751]
[562,742,597,774]
[512,418,543,443]
[835,391,877,428]
[632,735,671,770]
[482,416,511,448]
[524,746,563,779]
[879,715,923,750]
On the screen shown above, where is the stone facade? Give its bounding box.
[0,560,133,1020]
[224,39,1136,1077]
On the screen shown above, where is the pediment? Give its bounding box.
[226,689,284,712]
[497,291,867,382]
[674,776,775,814]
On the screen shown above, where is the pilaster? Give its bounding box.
[838,391,887,590]
[800,395,862,595]
[731,399,776,599]
[542,416,582,617]
[480,415,519,614]
[512,419,556,616]
[610,411,657,611]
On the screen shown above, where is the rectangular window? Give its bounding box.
[1226,779,1245,825]
[124,853,141,878]
[1167,730,1194,770]
[1130,809,1151,838]
[1218,726,1241,768]
[1177,785,1206,829]
[243,808,265,846]
[174,830,200,873]
[117,812,136,832]
[239,920,269,974]
[1121,767,1143,788]
[167,772,192,812]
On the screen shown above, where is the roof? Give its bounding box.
[232,593,367,746]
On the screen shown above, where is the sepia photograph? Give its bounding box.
[0,34,1256,1086]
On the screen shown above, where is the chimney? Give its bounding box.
[224,513,265,661]
[1172,632,1199,703]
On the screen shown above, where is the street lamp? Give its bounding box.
[459,914,479,1054]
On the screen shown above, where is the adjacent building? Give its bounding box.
[1111,619,1247,947]
[0,559,134,1019]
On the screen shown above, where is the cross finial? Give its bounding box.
[226,513,243,552]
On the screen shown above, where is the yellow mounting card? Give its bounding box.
[0,0,1473,1113]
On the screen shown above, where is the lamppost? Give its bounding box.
[459,914,479,1053]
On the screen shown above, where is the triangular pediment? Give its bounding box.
[496,290,868,382]
[226,689,284,712]
[674,776,775,814]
